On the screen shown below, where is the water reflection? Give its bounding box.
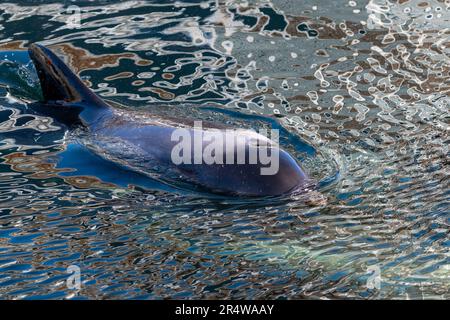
[0,0,448,299]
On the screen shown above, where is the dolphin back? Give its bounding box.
[27,44,312,197]
[28,43,111,127]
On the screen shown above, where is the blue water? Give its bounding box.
[0,0,448,299]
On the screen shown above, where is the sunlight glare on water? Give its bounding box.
[0,0,448,299]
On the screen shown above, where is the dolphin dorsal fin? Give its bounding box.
[28,43,111,126]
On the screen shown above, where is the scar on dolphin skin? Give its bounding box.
[26,43,314,197]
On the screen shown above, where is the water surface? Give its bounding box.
[0,0,448,299]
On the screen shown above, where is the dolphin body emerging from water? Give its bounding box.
[27,43,310,196]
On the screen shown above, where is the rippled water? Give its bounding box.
[0,0,448,299]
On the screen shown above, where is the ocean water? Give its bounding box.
[0,0,448,299]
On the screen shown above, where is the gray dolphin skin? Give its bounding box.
[27,43,310,196]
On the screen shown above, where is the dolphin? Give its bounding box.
[27,43,311,196]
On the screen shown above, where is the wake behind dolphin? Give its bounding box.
[27,43,312,197]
